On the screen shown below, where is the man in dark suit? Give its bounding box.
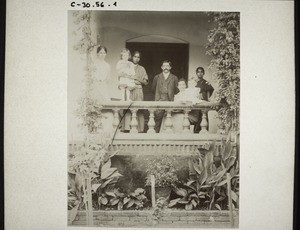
[193,67,214,133]
[152,60,179,133]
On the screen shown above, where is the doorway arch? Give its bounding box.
[126,35,189,101]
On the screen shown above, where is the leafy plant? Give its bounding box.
[91,157,123,210]
[92,157,123,191]
[96,188,149,210]
[97,192,110,209]
[123,188,149,210]
[145,156,179,187]
[194,139,239,210]
[169,181,204,211]
[68,140,121,220]
[169,135,239,211]
[106,189,126,210]
[206,12,240,130]
[68,142,105,224]
[213,133,240,209]
[76,97,103,133]
[68,173,84,224]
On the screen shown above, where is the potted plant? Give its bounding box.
[145,155,179,201]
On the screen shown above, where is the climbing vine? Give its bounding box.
[72,10,101,133]
[69,11,107,225]
[206,12,240,130]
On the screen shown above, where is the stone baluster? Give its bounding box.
[147,109,156,134]
[183,109,191,133]
[165,110,173,133]
[112,109,120,133]
[130,109,138,133]
[200,109,208,133]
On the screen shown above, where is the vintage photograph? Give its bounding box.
[68,10,240,228]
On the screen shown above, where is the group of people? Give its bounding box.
[150,61,214,133]
[90,46,149,133]
[90,45,214,134]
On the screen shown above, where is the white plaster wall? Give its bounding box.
[96,11,217,87]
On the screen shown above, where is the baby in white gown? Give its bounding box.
[116,49,136,101]
[116,60,136,88]
[175,78,206,104]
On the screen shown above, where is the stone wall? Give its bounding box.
[69,210,239,228]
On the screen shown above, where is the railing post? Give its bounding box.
[130,109,138,133]
[147,109,156,134]
[200,109,208,133]
[165,109,173,133]
[112,109,120,133]
[183,109,191,133]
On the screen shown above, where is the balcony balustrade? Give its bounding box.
[101,100,221,134]
[67,101,227,156]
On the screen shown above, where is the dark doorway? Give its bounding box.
[126,42,189,101]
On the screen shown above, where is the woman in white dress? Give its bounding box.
[89,46,114,136]
[90,46,111,101]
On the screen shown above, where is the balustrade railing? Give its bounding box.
[69,101,225,155]
[100,101,221,135]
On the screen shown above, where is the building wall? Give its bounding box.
[69,210,239,228]
[95,11,218,96]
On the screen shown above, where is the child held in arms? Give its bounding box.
[174,78,207,104]
[116,48,136,101]
[181,78,206,104]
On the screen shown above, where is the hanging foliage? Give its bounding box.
[69,11,106,226]
[73,11,96,55]
[72,10,101,133]
[75,96,103,134]
[206,12,240,130]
